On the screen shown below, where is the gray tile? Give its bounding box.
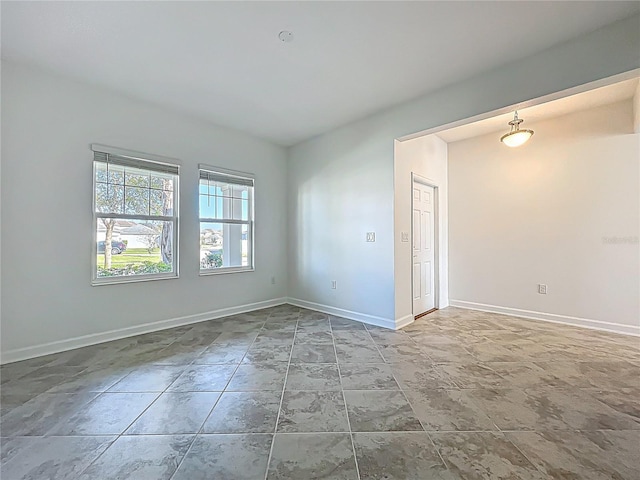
[438,363,505,389]
[226,363,288,391]
[353,432,455,480]
[389,361,456,389]
[1,366,88,397]
[295,330,334,344]
[285,363,342,391]
[267,433,358,480]
[404,388,497,432]
[126,392,220,434]
[79,435,194,480]
[242,342,292,364]
[45,365,133,394]
[202,391,281,433]
[291,343,337,363]
[192,343,249,364]
[507,430,639,480]
[1,436,114,480]
[335,343,384,363]
[330,316,366,330]
[431,432,546,480]
[1,437,32,465]
[49,392,159,435]
[278,391,349,432]
[344,390,423,432]
[0,393,36,418]
[212,331,259,346]
[167,364,236,392]
[339,363,400,390]
[173,434,272,480]
[0,392,98,436]
[108,365,185,392]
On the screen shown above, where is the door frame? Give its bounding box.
[411,173,439,318]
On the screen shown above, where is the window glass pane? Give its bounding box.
[200,194,216,219]
[124,186,150,215]
[125,168,150,188]
[95,184,124,214]
[95,163,108,183]
[151,173,172,190]
[200,221,250,270]
[199,179,208,195]
[241,199,249,221]
[96,218,172,278]
[200,222,224,269]
[108,164,125,185]
[150,189,164,216]
[209,182,218,196]
[231,198,244,220]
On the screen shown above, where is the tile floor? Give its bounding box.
[1,305,639,479]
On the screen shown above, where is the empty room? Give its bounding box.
[1,2,639,479]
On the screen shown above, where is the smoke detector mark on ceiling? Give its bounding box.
[278,31,293,43]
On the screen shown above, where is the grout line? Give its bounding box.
[329,316,362,480]
[262,308,300,480]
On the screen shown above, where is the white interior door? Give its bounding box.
[412,180,436,315]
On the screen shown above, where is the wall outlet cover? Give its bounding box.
[401,232,409,242]
[366,232,376,242]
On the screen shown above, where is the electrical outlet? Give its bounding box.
[366,232,376,242]
[271,276,276,285]
[538,284,547,295]
[331,280,337,289]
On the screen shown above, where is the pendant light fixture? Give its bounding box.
[500,111,534,147]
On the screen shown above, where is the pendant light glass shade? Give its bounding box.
[500,111,533,147]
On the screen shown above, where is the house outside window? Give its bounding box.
[92,144,179,284]
[199,166,254,274]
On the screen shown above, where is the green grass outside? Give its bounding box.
[97,247,162,268]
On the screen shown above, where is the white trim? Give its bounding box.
[449,300,640,337]
[1,298,287,365]
[395,314,415,330]
[91,143,181,166]
[287,297,410,330]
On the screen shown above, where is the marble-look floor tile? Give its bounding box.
[0,392,98,436]
[389,361,456,389]
[0,393,36,418]
[431,432,545,480]
[507,430,639,480]
[242,342,292,364]
[1,436,114,480]
[376,343,426,363]
[1,437,32,465]
[291,343,337,363]
[192,343,250,364]
[339,363,399,390]
[202,391,281,433]
[295,330,334,344]
[353,431,456,479]
[484,361,568,388]
[330,316,367,330]
[212,331,259,346]
[226,364,288,391]
[278,391,349,433]
[167,364,236,391]
[126,392,220,434]
[108,365,185,392]
[45,365,133,394]
[335,343,385,363]
[285,363,342,391]
[1,366,88,397]
[586,386,640,422]
[344,390,423,432]
[267,433,358,480]
[438,363,505,389]
[173,434,272,480]
[79,435,194,480]
[404,388,497,432]
[49,392,159,435]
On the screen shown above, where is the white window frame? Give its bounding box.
[91,144,180,285]
[199,164,255,275]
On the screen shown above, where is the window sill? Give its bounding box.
[91,273,179,286]
[199,267,254,276]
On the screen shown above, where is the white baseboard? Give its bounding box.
[449,300,640,337]
[1,298,288,365]
[287,297,408,330]
[395,314,415,329]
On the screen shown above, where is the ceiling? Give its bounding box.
[437,78,639,143]
[2,1,639,146]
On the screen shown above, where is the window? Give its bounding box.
[199,166,254,273]
[92,145,179,284]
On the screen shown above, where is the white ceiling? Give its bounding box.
[437,78,639,143]
[2,1,639,146]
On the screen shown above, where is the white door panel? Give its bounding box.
[412,181,436,316]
